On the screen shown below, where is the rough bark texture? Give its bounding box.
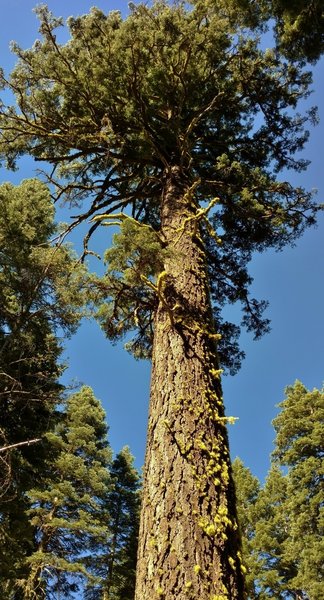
[135,167,245,600]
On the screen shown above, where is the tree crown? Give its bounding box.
[0,1,321,371]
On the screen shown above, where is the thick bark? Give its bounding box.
[135,167,245,599]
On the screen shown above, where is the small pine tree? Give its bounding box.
[251,465,294,599]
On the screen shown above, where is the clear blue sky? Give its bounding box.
[1,0,323,483]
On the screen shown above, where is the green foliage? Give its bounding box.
[0,177,140,600]
[0,169,139,600]
[17,386,113,600]
[93,217,167,359]
[0,179,88,497]
[106,447,141,600]
[232,458,261,598]
[0,179,89,596]
[234,382,324,599]
[269,0,324,63]
[271,381,324,599]
[86,446,141,600]
[252,465,294,599]
[0,1,321,372]
[0,179,88,336]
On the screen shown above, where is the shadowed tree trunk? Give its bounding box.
[135,167,245,599]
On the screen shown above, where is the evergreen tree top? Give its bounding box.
[272,380,324,465]
[244,381,324,599]
[0,178,89,337]
[0,0,322,370]
[0,2,319,220]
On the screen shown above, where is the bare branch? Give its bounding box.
[0,438,42,453]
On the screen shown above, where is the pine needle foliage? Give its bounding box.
[234,382,324,599]
[0,179,88,597]
[86,446,141,600]
[18,386,113,600]
[0,1,321,373]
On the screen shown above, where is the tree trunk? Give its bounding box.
[135,166,245,599]
[106,497,121,597]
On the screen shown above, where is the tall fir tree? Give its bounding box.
[251,465,294,599]
[86,446,141,600]
[0,3,322,597]
[16,386,112,600]
[234,382,324,599]
[232,458,261,599]
[0,179,88,496]
[271,381,324,599]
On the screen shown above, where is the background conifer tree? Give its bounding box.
[0,179,88,597]
[270,381,324,599]
[251,465,292,599]
[16,386,112,600]
[234,382,324,599]
[232,458,261,599]
[86,446,141,600]
[0,2,322,597]
[0,179,88,498]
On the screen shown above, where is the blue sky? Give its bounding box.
[1,0,323,483]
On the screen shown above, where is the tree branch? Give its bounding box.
[0,438,42,453]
